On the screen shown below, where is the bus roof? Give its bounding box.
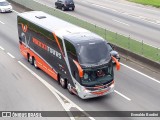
[18,11,104,44]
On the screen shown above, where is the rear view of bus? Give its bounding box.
[17,11,120,99]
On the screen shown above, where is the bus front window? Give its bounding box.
[81,62,113,87]
[76,41,111,66]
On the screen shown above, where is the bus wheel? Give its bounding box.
[29,56,34,65]
[67,81,74,94]
[33,58,38,69]
[60,77,67,89]
[27,53,30,62]
[62,7,65,11]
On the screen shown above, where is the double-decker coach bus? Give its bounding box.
[17,11,120,99]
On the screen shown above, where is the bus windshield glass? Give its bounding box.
[81,62,113,87]
[76,41,111,66]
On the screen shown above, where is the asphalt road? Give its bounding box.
[34,0,160,47]
[0,3,160,120]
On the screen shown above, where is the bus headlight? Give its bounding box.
[116,54,119,58]
[110,83,115,88]
[84,73,88,79]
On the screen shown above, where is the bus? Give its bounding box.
[17,11,120,99]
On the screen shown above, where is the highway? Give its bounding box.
[0,2,160,120]
[34,0,160,47]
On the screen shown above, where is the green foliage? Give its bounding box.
[128,0,160,8]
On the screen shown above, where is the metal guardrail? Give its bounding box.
[8,0,160,64]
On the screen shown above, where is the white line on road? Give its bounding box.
[121,63,160,84]
[109,0,160,13]
[114,90,131,101]
[0,46,5,50]
[89,2,118,12]
[0,20,5,24]
[82,0,160,26]
[113,19,130,26]
[18,61,95,120]
[7,52,15,59]
[12,10,19,14]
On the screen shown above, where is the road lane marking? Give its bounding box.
[95,5,117,12]
[0,46,5,50]
[121,63,160,84]
[18,61,95,120]
[113,19,130,26]
[81,1,118,12]
[0,20,5,24]
[7,52,15,58]
[12,10,19,14]
[114,90,131,101]
[109,0,160,13]
[82,0,160,25]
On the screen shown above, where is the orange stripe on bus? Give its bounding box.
[52,33,65,58]
[112,56,120,70]
[73,60,83,78]
[21,24,28,33]
[19,43,58,81]
[91,89,108,95]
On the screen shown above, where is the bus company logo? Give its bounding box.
[2,112,11,117]
[21,24,28,33]
[32,37,61,59]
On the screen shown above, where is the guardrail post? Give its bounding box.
[128,35,130,50]
[158,48,160,63]
[141,40,144,55]
[105,29,107,40]
[116,33,118,42]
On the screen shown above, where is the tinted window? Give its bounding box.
[65,0,73,4]
[76,41,111,65]
[0,1,9,6]
[107,43,113,52]
[65,40,77,61]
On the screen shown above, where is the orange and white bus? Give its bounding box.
[17,11,120,99]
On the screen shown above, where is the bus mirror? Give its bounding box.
[108,43,114,50]
[73,60,83,78]
[111,56,120,70]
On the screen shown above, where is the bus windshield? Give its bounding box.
[76,41,111,66]
[81,62,113,87]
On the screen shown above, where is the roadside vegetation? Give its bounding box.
[128,0,160,8]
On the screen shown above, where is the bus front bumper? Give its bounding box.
[78,83,115,99]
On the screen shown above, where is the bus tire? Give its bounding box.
[62,6,65,11]
[29,56,34,65]
[60,77,67,89]
[67,81,74,95]
[33,58,38,69]
[27,53,30,62]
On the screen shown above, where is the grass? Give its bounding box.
[8,0,160,63]
[128,0,160,8]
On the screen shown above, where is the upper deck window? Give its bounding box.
[76,41,111,65]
